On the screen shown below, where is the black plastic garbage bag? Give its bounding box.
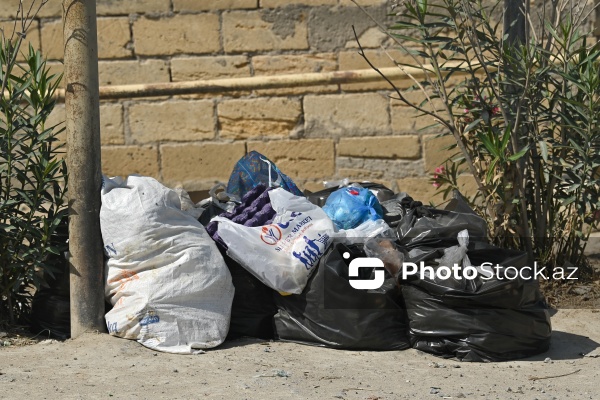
[30,290,70,340]
[223,252,278,340]
[30,223,71,340]
[397,192,488,247]
[401,241,552,362]
[274,243,410,350]
[198,185,278,340]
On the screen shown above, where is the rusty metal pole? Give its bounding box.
[63,0,105,337]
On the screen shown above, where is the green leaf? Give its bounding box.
[390,33,425,44]
[500,127,511,151]
[477,132,501,158]
[389,22,419,30]
[561,196,576,206]
[463,118,482,134]
[486,157,498,183]
[507,145,530,161]
[423,22,452,29]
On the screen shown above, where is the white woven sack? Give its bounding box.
[100,175,234,354]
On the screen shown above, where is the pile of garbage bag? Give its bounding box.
[88,150,552,359]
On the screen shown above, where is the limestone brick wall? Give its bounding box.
[4,0,594,202]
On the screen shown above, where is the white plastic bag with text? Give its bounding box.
[213,188,335,294]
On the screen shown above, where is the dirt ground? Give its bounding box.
[0,308,598,400]
[1,248,598,400]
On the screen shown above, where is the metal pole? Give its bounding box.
[49,61,483,101]
[63,0,105,337]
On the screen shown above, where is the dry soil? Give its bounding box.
[1,309,599,400]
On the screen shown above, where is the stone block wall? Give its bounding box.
[3,0,596,203]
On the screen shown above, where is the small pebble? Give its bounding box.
[276,370,290,378]
[544,357,552,363]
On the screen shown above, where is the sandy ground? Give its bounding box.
[0,309,598,400]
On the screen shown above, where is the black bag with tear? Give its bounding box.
[401,241,552,362]
[273,242,410,350]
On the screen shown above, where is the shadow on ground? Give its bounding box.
[211,330,600,363]
[524,330,599,361]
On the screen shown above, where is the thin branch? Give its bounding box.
[351,26,450,130]
[526,8,539,44]
[528,369,581,381]
[9,1,22,42]
[381,46,435,108]
[349,0,439,96]
[24,1,49,33]
[352,0,491,203]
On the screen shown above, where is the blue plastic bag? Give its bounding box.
[227,151,304,198]
[323,186,384,230]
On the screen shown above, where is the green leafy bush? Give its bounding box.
[0,19,67,324]
[356,0,600,274]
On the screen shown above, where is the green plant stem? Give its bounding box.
[1,0,68,324]
[426,39,489,196]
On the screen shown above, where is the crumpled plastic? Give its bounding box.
[213,188,335,294]
[323,186,384,230]
[333,219,391,245]
[401,241,552,362]
[227,151,303,198]
[100,175,234,354]
[273,243,410,350]
[397,191,488,248]
[436,229,471,270]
